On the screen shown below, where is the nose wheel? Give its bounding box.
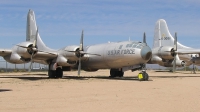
[138,71,149,81]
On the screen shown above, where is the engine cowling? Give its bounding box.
[3,42,35,64]
[15,42,36,58]
[163,60,185,67]
[61,45,80,60]
[148,55,162,64]
[55,55,77,66]
[153,46,174,60]
[191,57,200,66]
[4,53,30,64]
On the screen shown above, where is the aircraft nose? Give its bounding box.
[140,45,152,61]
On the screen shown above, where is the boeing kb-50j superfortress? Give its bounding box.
[0,9,152,80]
[148,19,200,73]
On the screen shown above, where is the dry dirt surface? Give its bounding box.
[0,70,200,112]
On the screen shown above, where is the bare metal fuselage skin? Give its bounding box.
[80,41,152,70]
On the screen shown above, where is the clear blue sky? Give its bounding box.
[0,0,200,49]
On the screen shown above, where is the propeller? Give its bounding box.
[142,32,147,70]
[191,55,196,74]
[66,30,85,76]
[65,30,101,76]
[17,27,57,72]
[77,30,84,76]
[143,32,147,45]
[172,32,177,73]
[28,27,39,72]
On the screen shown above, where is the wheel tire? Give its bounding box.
[118,71,124,77]
[48,70,56,78]
[110,69,119,77]
[56,68,63,78]
[138,72,149,81]
[110,70,115,77]
[143,72,149,81]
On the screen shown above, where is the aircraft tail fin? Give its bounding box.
[153,19,190,49]
[26,9,52,51]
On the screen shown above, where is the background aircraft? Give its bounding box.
[0,9,152,80]
[148,19,200,73]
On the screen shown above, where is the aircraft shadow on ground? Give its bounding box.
[0,73,48,81]
[1,72,199,80]
[155,70,172,72]
[155,70,200,74]
[62,75,141,81]
[150,75,200,78]
[0,89,12,92]
[0,73,142,81]
[0,76,49,81]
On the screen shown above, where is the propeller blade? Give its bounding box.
[16,45,29,48]
[78,57,81,76]
[28,53,34,72]
[80,30,84,51]
[172,32,178,73]
[37,50,57,55]
[191,58,196,74]
[172,54,176,73]
[33,27,38,47]
[82,53,101,56]
[65,50,101,56]
[143,32,146,44]
[28,27,39,73]
[174,32,177,51]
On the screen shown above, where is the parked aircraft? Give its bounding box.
[0,9,152,80]
[148,19,200,73]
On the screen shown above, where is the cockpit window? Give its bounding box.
[126,42,146,49]
[132,43,138,48]
[126,44,133,48]
[136,43,144,49]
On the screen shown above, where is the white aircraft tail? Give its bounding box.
[153,19,190,49]
[26,9,53,51]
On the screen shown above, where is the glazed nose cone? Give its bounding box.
[140,45,152,61]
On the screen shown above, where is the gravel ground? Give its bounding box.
[0,70,200,112]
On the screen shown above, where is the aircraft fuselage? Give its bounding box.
[82,41,152,70]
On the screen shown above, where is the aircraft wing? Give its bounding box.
[33,51,58,60]
[0,49,12,56]
[177,49,200,54]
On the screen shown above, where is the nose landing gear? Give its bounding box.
[138,70,149,81]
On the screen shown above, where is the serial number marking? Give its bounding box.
[107,49,135,55]
[159,37,170,40]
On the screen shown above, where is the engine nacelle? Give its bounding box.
[4,53,30,64]
[55,55,77,66]
[153,46,174,60]
[15,42,34,58]
[148,55,162,64]
[191,57,200,66]
[61,45,80,60]
[163,60,185,67]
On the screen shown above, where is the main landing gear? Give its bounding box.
[48,67,63,78]
[109,69,124,77]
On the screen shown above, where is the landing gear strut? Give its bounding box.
[138,64,149,81]
[110,69,124,77]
